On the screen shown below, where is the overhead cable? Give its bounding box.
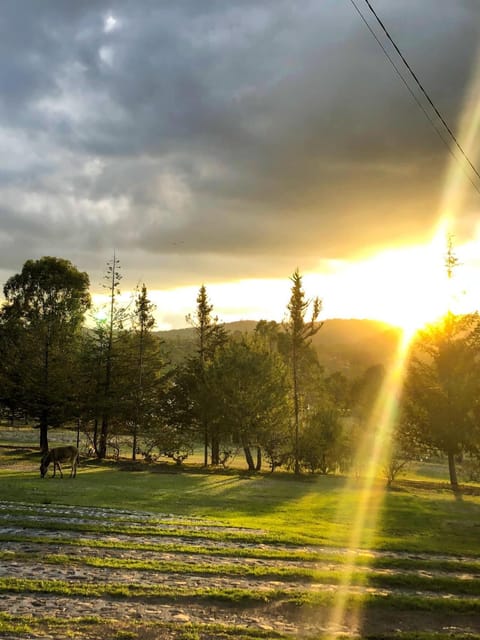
[348,0,480,193]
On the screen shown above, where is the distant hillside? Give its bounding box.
[157,318,402,376]
[311,318,401,375]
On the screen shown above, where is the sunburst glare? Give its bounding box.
[318,332,411,636]
[317,37,480,637]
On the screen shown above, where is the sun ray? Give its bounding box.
[319,332,411,636]
[317,37,480,640]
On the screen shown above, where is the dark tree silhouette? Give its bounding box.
[284,269,322,474]
[0,257,90,451]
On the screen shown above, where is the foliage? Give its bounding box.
[204,336,291,471]
[127,284,163,461]
[0,257,90,451]
[80,315,130,458]
[254,319,281,353]
[186,285,228,364]
[157,362,201,464]
[96,253,124,459]
[460,455,480,483]
[298,407,346,474]
[402,312,480,487]
[350,364,386,424]
[284,269,322,474]
[185,285,228,465]
[382,430,422,487]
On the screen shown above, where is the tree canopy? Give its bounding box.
[0,257,91,451]
[402,312,480,487]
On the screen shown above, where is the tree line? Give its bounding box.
[1,255,479,487]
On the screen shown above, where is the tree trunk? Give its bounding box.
[132,424,138,461]
[292,342,300,475]
[40,334,50,454]
[211,432,220,465]
[255,446,262,471]
[93,418,99,456]
[243,445,255,471]
[98,415,108,459]
[447,450,459,488]
[39,409,49,453]
[203,419,209,467]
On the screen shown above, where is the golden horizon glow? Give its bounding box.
[306,232,467,335]
[89,233,480,333]
[318,40,480,638]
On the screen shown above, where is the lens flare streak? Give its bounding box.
[324,333,411,636]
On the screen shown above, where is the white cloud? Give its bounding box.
[103,14,118,34]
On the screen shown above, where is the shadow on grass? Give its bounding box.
[376,480,480,556]
[0,446,39,459]
[0,445,354,543]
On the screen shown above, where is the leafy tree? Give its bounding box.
[79,254,130,459]
[284,269,322,474]
[403,312,480,487]
[350,364,386,425]
[0,257,90,451]
[186,285,227,465]
[0,312,26,421]
[382,428,422,488]
[324,371,350,416]
[255,320,281,353]
[205,336,290,471]
[157,363,203,465]
[298,406,344,474]
[346,363,386,472]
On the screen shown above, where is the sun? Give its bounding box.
[361,244,452,334]
[304,233,476,339]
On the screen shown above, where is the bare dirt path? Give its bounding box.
[0,500,479,639]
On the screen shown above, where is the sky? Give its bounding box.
[1,0,480,330]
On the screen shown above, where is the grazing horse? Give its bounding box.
[40,446,79,479]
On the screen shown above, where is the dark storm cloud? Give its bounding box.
[1,0,479,288]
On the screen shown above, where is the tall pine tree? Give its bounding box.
[285,269,322,474]
[186,285,227,465]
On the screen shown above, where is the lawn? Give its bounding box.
[1,441,480,639]
[1,444,479,555]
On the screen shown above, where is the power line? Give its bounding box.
[363,0,480,182]
[348,2,455,157]
[348,0,480,194]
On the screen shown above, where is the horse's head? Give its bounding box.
[40,453,51,478]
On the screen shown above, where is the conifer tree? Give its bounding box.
[285,269,322,474]
[0,257,90,452]
[98,252,123,459]
[186,285,227,465]
[130,284,157,460]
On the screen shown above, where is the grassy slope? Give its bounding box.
[1,447,480,639]
[1,448,479,556]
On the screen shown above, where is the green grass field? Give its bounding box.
[1,444,479,554]
[1,433,480,639]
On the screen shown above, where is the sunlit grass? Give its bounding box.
[0,612,292,640]
[2,550,479,596]
[2,447,480,637]
[0,450,479,554]
[320,330,413,636]
[2,532,479,574]
[1,576,480,612]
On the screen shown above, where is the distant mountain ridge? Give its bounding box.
[157,318,402,376]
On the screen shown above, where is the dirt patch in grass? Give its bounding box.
[1,500,480,639]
